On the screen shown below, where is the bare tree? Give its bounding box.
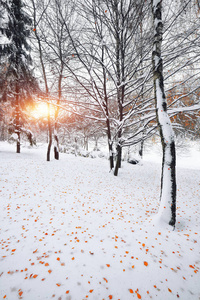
[152,0,176,226]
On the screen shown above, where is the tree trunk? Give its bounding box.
[107,121,114,170]
[47,103,52,161]
[15,81,20,154]
[139,135,144,159]
[32,3,51,161]
[102,43,114,171]
[114,0,124,176]
[54,64,63,160]
[152,0,176,226]
[114,142,122,176]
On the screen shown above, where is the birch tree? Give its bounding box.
[152,0,176,226]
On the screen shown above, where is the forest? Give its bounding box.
[1,0,200,224]
[0,1,200,299]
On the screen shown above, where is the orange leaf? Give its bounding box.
[108,296,112,299]
[189,265,194,269]
[45,263,49,266]
[103,277,108,283]
[66,290,70,294]
[33,249,38,253]
[129,289,134,294]
[3,296,6,299]
[57,257,60,261]
[18,291,23,296]
[89,289,94,293]
[12,249,16,252]
[33,274,38,278]
[106,264,110,267]
[56,283,61,287]
[168,288,172,293]
[48,270,52,274]
[71,257,75,260]
[144,261,148,266]
[137,293,142,299]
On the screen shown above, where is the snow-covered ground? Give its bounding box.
[0,141,199,300]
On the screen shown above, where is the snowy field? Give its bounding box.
[0,141,199,300]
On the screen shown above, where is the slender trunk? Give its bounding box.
[114,0,124,176]
[102,44,114,170]
[47,103,52,161]
[114,137,122,176]
[15,81,20,153]
[106,117,114,170]
[152,0,176,226]
[54,64,63,160]
[32,2,51,161]
[139,140,144,159]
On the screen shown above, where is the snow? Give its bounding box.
[0,141,200,300]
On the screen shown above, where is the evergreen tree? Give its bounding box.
[0,0,38,152]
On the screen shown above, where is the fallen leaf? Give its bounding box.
[137,293,142,299]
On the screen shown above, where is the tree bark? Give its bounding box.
[138,138,144,159]
[102,44,114,171]
[114,0,125,176]
[47,103,52,161]
[15,80,20,154]
[54,63,63,160]
[152,0,176,226]
[32,0,52,161]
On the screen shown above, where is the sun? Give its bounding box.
[29,102,56,119]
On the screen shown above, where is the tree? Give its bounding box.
[0,0,38,152]
[152,0,176,226]
[55,0,155,173]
